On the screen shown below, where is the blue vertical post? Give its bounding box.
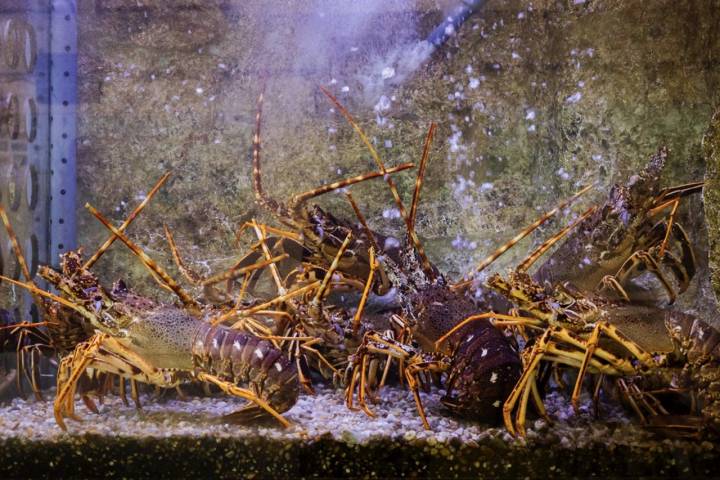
[49,0,77,266]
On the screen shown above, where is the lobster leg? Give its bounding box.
[54,333,180,430]
[346,331,445,426]
[299,338,340,377]
[357,351,375,417]
[617,378,646,423]
[504,329,553,436]
[435,312,544,350]
[311,233,352,309]
[515,369,537,437]
[658,249,692,294]
[505,322,651,436]
[530,375,549,421]
[656,198,680,258]
[667,222,696,283]
[598,217,695,304]
[294,338,315,395]
[118,376,129,406]
[18,342,43,400]
[613,250,677,303]
[404,361,433,430]
[194,371,291,428]
[251,220,286,294]
[15,333,26,399]
[549,326,649,371]
[571,322,603,411]
[592,373,604,418]
[598,275,631,302]
[352,247,377,334]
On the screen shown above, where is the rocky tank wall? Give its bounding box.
[75,0,719,317]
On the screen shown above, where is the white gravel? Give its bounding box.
[0,384,680,449]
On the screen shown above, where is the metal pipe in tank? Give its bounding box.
[425,0,487,48]
[48,0,77,264]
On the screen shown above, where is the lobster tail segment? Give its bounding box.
[193,324,299,420]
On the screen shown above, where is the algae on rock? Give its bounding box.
[75,0,719,319]
[703,109,720,310]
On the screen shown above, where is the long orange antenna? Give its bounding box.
[85,203,200,311]
[84,172,171,270]
[202,254,289,287]
[319,86,434,278]
[517,205,597,272]
[251,90,297,228]
[164,224,204,285]
[289,162,414,212]
[453,184,593,290]
[0,205,47,312]
[0,205,33,282]
[0,275,94,320]
[311,232,352,305]
[409,123,436,231]
[345,191,379,252]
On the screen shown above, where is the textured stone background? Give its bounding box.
[75,0,719,317]
[704,110,720,310]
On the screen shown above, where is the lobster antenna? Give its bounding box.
[0,206,33,282]
[0,275,94,321]
[517,206,597,272]
[288,162,414,212]
[0,204,46,314]
[653,181,704,206]
[85,203,200,311]
[250,90,298,229]
[409,123,436,231]
[249,219,286,294]
[319,86,435,278]
[84,171,171,270]
[163,224,204,285]
[201,253,289,287]
[453,184,593,290]
[345,191,380,252]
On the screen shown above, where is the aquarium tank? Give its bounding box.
[0,0,719,478]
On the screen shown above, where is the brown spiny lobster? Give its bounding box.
[436,148,708,436]
[3,246,300,429]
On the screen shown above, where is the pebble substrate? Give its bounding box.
[0,385,718,478]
